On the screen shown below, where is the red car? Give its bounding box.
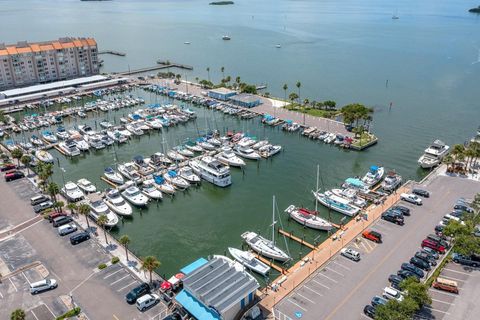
[421,239,445,254]
[48,211,68,222]
[1,163,16,172]
[362,230,382,243]
[5,170,25,182]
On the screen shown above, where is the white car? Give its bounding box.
[57,224,77,236]
[136,293,160,311]
[400,193,422,205]
[383,286,404,301]
[340,247,360,261]
[30,278,57,294]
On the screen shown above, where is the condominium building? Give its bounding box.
[0,37,99,90]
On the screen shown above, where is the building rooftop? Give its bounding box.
[208,87,237,95]
[182,256,259,315]
[0,37,97,56]
[229,93,260,103]
[180,257,208,275]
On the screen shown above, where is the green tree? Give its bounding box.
[141,256,161,284]
[206,67,210,82]
[374,297,417,320]
[67,203,78,216]
[220,66,225,82]
[119,235,131,261]
[54,201,64,213]
[78,203,91,229]
[296,81,301,104]
[454,234,480,256]
[11,148,23,166]
[97,214,109,245]
[10,309,26,320]
[282,84,288,104]
[443,220,472,237]
[20,154,31,174]
[47,182,60,202]
[0,110,6,123]
[323,100,337,110]
[235,76,241,87]
[400,277,432,308]
[288,92,299,103]
[37,162,54,186]
[303,98,310,106]
[241,84,257,94]
[341,103,374,136]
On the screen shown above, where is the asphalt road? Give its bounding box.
[274,174,480,320]
[0,177,167,320]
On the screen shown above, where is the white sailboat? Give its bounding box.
[284,205,333,231]
[228,247,270,276]
[103,167,124,185]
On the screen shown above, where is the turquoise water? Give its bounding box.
[2,0,479,276]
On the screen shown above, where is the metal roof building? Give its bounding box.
[176,256,259,320]
[208,87,237,101]
[229,93,261,108]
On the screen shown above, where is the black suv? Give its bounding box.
[382,211,404,225]
[415,251,437,266]
[126,282,150,304]
[397,269,420,280]
[363,305,376,318]
[70,232,90,245]
[410,257,431,271]
[452,253,480,267]
[388,274,404,289]
[401,263,424,278]
[412,189,430,198]
[392,205,411,216]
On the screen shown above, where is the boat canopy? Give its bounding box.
[132,114,141,120]
[180,257,208,275]
[154,175,165,184]
[345,178,365,188]
[168,170,177,177]
[175,290,220,320]
[370,165,379,172]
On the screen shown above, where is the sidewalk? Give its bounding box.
[259,186,408,312]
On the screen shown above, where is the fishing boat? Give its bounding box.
[103,167,124,185]
[30,135,44,147]
[41,130,58,143]
[215,147,245,167]
[121,186,149,207]
[141,182,163,200]
[284,205,333,231]
[104,189,132,217]
[153,175,176,194]
[233,146,261,160]
[228,247,270,276]
[89,199,119,227]
[61,182,85,202]
[342,177,370,193]
[312,190,361,217]
[417,140,450,169]
[258,144,282,158]
[77,178,96,193]
[361,166,385,187]
[381,172,403,192]
[163,170,190,190]
[178,166,201,184]
[35,150,54,163]
[189,156,232,187]
[58,140,81,156]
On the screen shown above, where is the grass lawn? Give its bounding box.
[351,132,377,148]
[284,104,338,119]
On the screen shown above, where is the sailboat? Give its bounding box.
[241,196,290,262]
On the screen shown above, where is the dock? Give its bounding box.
[98,50,126,57]
[253,253,288,274]
[118,62,193,76]
[100,177,120,187]
[278,229,316,250]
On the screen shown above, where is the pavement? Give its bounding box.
[0,177,168,320]
[272,172,480,320]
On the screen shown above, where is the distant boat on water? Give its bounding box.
[222,35,231,40]
[275,44,281,48]
[184,41,191,45]
[392,15,399,19]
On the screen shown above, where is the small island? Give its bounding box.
[209,1,234,5]
[469,6,480,13]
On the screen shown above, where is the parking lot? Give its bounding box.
[0,178,168,319]
[274,174,480,320]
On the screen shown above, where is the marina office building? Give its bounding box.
[0,37,99,90]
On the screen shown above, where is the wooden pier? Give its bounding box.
[100,177,120,187]
[98,50,126,57]
[253,253,288,274]
[118,62,193,76]
[278,229,316,250]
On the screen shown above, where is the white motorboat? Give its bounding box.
[41,130,57,143]
[145,118,163,129]
[61,182,85,202]
[241,231,290,262]
[89,199,119,227]
[58,140,81,156]
[198,140,216,151]
[118,162,142,183]
[207,137,221,146]
[72,136,90,151]
[77,178,96,193]
[178,166,201,184]
[107,130,128,144]
[228,247,270,276]
[361,166,385,187]
[215,147,245,167]
[30,135,44,147]
[258,144,282,158]
[185,141,203,152]
[163,170,190,189]
[312,190,360,217]
[175,146,194,158]
[104,189,132,216]
[99,120,113,129]
[88,135,105,150]
[77,111,87,118]
[331,188,367,208]
[56,127,69,140]
[141,182,163,200]
[418,140,450,169]
[381,172,403,192]
[167,150,186,162]
[189,156,232,187]
[133,156,154,176]
[126,124,143,136]
[236,137,256,148]
[150,152,172,168]
[152,176,176,195]
[35,150,54,163]
[233,146,261,160]
[122,186,149,207]
[78,124,96,137]
[103,167,124,185]
[284,205,333,231]
[251,140,269,150]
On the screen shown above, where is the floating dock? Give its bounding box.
[253,253,288,274]
[98,50,126,57]
[278,229,315,250]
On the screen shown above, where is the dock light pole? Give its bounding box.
[60,167,66,188]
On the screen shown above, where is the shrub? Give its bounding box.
[111,256,120,264]
[56,307,81,320]
[98,263,107,270]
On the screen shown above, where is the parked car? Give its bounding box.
[30,194,50,206]
[126,282,151,304]
[415,251,437,266]
[382,211,404,225]
[383,286,404,301]
[400,193,422,205]
[363,305,376,318]
[427,234,450,249]
[30,278,57,294]
[136,293,160,311]
[48,211,67,222]
[452,253,480,267]
[397,269,420,280]
[412,188,430,198]
[434,225,444,234]
[371,295,387,307]
[340,247,360,261]
[70,232,90,245]
[5,170,25,182]
[1,163,16,172]
[57,224,77,236]
[422,247,440,260]
[388,274,404,288]
[391,205,411,216]
[410,257,431,271]
[453,203,474,213]
[362,230,382,243]
[401,263,424,278]
[433,277,459,294]
[33,200,54,213]
[421,239,445,254]
[52,216,73,228]
[387,208,405,217]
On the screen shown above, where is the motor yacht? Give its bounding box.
[103,167,124,185]
[178,166,201,184]
[152,176,176,195]
[189,156,231,187]
[233,146,261,160]
[312,190,360,216]
[104,189,132,216]
[77,178,96,193]
[61,182,85,202]
[89,199,119,227]
[215,147,245,167]
[418,140,450,169]
[141,182,163,200]
[58,140,81,156]
[122,186,149,207]
[361,166,385,187]
[163,170,190,190]
[228,247,270,276]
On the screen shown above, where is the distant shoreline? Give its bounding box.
[209,1,234,5]
[468,6,480,13]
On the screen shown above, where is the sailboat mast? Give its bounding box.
[272,195,275,244]
[315,164,319,212]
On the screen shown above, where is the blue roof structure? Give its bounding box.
[175,290,221,320]
[180,257,208,275]
[370,165,379,172]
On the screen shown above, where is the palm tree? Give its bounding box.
[20,154,31,175]
[443,154,454,172]
[206,67,210,82]
[37,162,54,186]
[97,214,109,245]
[235,76,241,89]
[10,309,26,320]
[78,203,91,229]
[221,66,225,82]
[54,201,64,213]
[11,148,23,166]
[119,235,131,261]
[195,76,199,84]
[296,81,301,104]
[141,256,161,284]
[282,84,288,105]
[47,182,60,202]
[67,203,78,216]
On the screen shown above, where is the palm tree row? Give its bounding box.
[444,141,480,174]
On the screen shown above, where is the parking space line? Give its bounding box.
[116,280,138,292]
[286,298,307,311]
[374,222,390,230]
[9,278,18,292]
[443,268,472,276]
[44,304,57,317]
[316,272,338,283]
[303,285,323,296]
[311,279,330,289]
[104,268,124,279]
[429,289,459,298]
[294,292,315,304]
[432,298,454,305]
[22,272,31,285]
[325,267,344,277]
[360,313,371,319]
[30,311,40,320]
[363,240,374,251]
[424,306,450,315]
[439,274,465,282]
[360,242,370,253]
[110,274,130,286]
[332,260,351,271]
[0,291,3,299]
